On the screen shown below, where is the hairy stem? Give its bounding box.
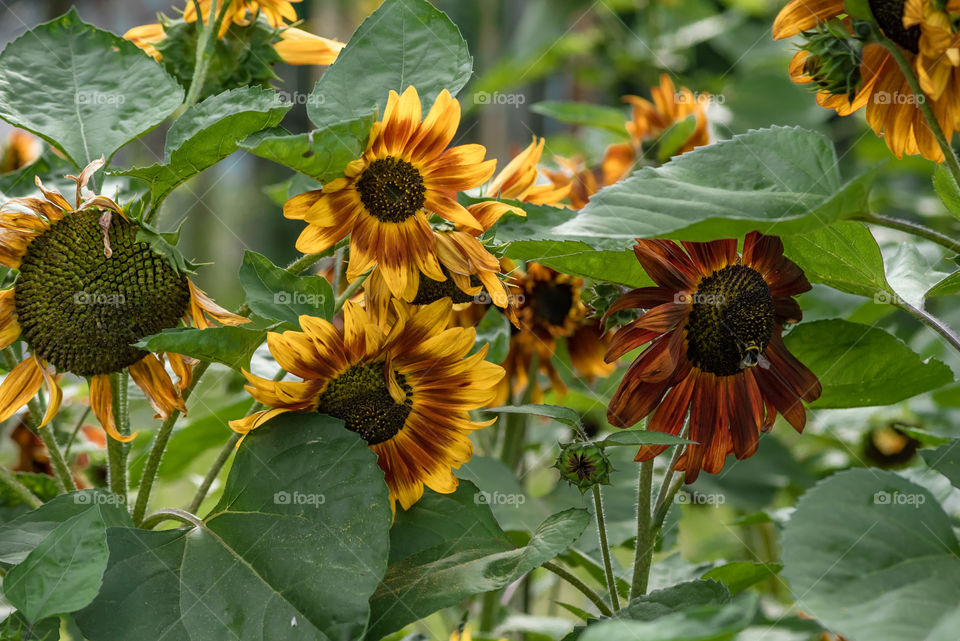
[629,460,654,600]
[593,485,621,611]
[897,300,960,356]
[856,212,960,255]
[542,561,614,617]
[140,507,204,530]
[107,371,130,500]
[0,465,42,508]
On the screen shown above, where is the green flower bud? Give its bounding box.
[799,19,865,100]
[554,442,613,492]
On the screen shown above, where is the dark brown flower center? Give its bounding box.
[356,157,426,223]
[869,0,920,53]
[14,210,190,377]
[685,264,774,377]
[531,281,574,327]
[411,268,481,305]
[316,360,412,445]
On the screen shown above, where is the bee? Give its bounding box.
[739,343,761,369]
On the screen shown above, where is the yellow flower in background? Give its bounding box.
[0,159,248,442]
[622,74,710,155]
[184,0,300,37]
[230,299,505,510]
[774,0,960,161]
[0,129,42,173]
[285,86,501,299]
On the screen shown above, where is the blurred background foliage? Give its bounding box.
[2,1,960,638]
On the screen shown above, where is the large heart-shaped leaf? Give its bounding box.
[551,127,877,248]
[239,251,334,327]
[0,9,183,168]
[76,413,392,641]
[365,482,588,640]
[782,469,960,641]
[306,0,472,128]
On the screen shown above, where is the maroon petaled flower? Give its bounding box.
[604,232,821,483]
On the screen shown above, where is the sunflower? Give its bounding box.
[493,263,615,405]
[0,159,248,442]
[617,74,710,162]
[603,232,821,483]
[483,137,571,206]
[0,130,41,173]
[230,299,504,509]
[285,86,500,299]
[773,0,960,161]
[124,0,343,66]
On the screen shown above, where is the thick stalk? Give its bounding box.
[856,212,960,255]
[132,361,211,525]
[592,486,621,611]
[0,465,42,508]
[542,561,614,617]
[629,460,654,600]
[107,371,130,500]
[140,507,204,530]
[896,299,960,356]
[333,270,370,310]
[871,25,960,183]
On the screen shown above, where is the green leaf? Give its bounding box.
[2,490,131,625]
[783,319,953,407]
[597,430,694,448]
[884,244,949,309]
[239,251,333,327]
[921,441,960,489]
[366,483,589,639]
[471,306,511,363]
[77,413,392,641]
[0,9,183,168]
[306,0,472,128]
[933,164,960,221]
[616,580,731,622]
[120,86,289,203]
[782,221,891,300]
[927,270,960,298]
[655,113,699,163]
[238,115,374,183]
[701,562,782,595]
[505,241,654,289]
[782,469,960,641]
[552,127,877,248]
[531,101,630,137]
[0,152,72,198]
[135,326,267,369]
[0,611,60,641]
[485,404,583,429]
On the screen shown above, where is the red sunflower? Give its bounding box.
[604,232,821,483]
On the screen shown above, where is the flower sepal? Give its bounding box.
[554,442,614,493]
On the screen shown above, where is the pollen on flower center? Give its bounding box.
[868,0,920,53]
[316,360,413,445]
[14,210,191,377]
[531,281,574,327]
[355,157,427,223]
[685,264,774,377]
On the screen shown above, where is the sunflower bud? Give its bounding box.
[554,442,613,492]
[799,19,865,100]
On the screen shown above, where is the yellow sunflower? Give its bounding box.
[124,0,343,66]
[774,0,960,161]
[285,86,500,299]
[483,136,571,206]
[622,74,710,156]
[0,130,42,173]
[0,159,248,442]
[230,299,505,510]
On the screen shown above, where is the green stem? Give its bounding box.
[871,23,960,183]
[185,432,240,515]
[542,561,614,617]
[629,460,654,601]
[140,507,204,530]
[179,0,230,112]
[131,361,211,525]
[896,300,960,356]
[855,212,960,255]
[63,406,91,459]
[0,465,42,509]
[592,485,621,611]
[333,247,345,295]
[107,371,129,500]
[285,251,325,275]
[333,270,370,311]
[650,422,689,533]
